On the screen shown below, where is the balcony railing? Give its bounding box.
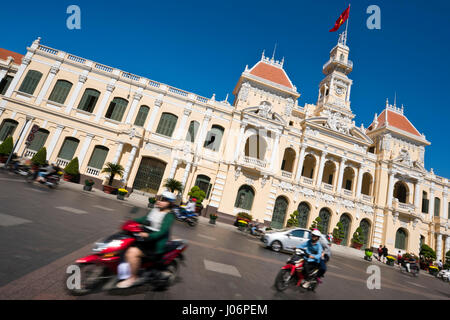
[24,149,37,159]
[361,194,373,203]
[302,177,314,185]
[323,58,353,71]
[323,183,333,191]
[242,156,267,168]
[56,158,70,168]
[281,171,293,179]
[86,167,100,176]
[343,189,353,197]
[398,202,415,212]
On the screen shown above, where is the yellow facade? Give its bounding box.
[0,37,448,260]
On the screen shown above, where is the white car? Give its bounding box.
[261,228,311,252]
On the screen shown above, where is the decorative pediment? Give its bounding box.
[242,103,287,125]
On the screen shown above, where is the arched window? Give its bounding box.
[339,214,352,246]
[361,172,373,196]
[393,181,409,204]
[156,113,178,137]
[194,175,212,199]
[132,157,167,194]
[301,154,316,179]
[57,137,79,161]
[271,196,288,229]
[395,228,407,250]
[422,191,429,213]
[322,161,336,185]
[48,80,73,104]
[318,208,331,234]
[281,148,296,173]
[342,167,355,191]
[204,125,225,152]
[77,89,100,113]
[134,105,150,127]
[234,185,255,210]
[359,219,371,249]
[28,129,49,151]
[18,70,42,95]
[87,146,109,169]
[186,121,199,143]
[105,97,128,122]
[297,202,310,228]
[0,119,18,142]
[0,75,13,95]
[434,197,441,217]
[245,134,267,160]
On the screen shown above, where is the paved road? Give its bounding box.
[0,172,449,300]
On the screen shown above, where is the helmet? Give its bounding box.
[311,229,321,237]
[161,191,176,203]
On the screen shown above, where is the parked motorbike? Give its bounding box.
[66,220,188,295]
[399,261,419,277]
[173,207,198,227]
[437,269,449,282]
[274,247,320,292]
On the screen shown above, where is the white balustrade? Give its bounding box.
[56,158,70,168]
[67,55,86,64]
[38,45,58,55]
[86,167,100,176]
[323,183,333,191]
[24,149,37,159]
[362,194,373,203]
[94,63,113,73]
[302,177,314,185]
[243,156,267,168]
[281,171,293,178]
[343,189,353,197]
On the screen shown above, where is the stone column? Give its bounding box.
[36,65,60,105]
[46,124,65,160]
[122,146,137,182]
[346,84,352,102]
[429,187,435,219]
[315,151,328,187]
[445,236,450,260]
[112,142,124,164]
[78,134,94,167]
[13,116,33,153]
[355,164,364,199]
[414,180,422,211]
[0,69,7,82]
[436,234,443,262]
[336,157,346,192]
[195,111,212,153]
[295,145,307,182]
[168,159,179,179]
[269,131,281,171]
[233,123,246,161]
[145,99,162,132]
[181,162,192,189]
[65,74,88,113]
[124,92,143,124]
[387,170,396,208]
[94,84,115,122]
[173,107,192,140]
[442,188,448,219]
[3,56,31,99]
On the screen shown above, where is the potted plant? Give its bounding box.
[101,162,124,194]
[84,179,95,191]
[386,256,396,266]
[163,178,183,194]
[286,210,300,228]
[332,222,345,245]
[310,217,323,234]
[188,186,206,214]
[148,197,156,208]
[31,147,47,167]
[117,188,128,200]
[351,227,365,250]
[209,213,218,224]
[0,136,13,163]
[64,157,80,182]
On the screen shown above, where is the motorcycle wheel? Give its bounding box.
[154,258,179,289]
[274,269,292,292]
[66,264,106,296]
[187,219,197,227]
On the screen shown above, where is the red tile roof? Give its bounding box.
[368,109,421,137]
[248,61,294,89]
[0,48,23,65]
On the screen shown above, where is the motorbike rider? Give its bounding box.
[402,255,417,273]
[36,161,57,182]
[296,229,323,287]
[180,197,197,219]
[116,191,176,289]
[317,230,331,282]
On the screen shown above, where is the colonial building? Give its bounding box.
[0,36,448,260]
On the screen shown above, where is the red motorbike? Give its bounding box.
[67,220,188,295]
[274,247,320,292]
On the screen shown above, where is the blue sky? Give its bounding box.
[2,0,449,177]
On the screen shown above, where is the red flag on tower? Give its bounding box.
[329,5,350,32]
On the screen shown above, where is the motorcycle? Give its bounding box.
[399,261,419,277]
[66,220,188,295]
[274,247,320,292]
[437,269,449,282]
[26,170,61,188]
[174,206,198,227]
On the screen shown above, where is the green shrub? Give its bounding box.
[188,186,206,204]
[64,157,80,176]
[286,210,300,227]
[148,197,156,204]
[310,217,323,233]
[84,179,94,186]
[333,222,345,240]
[31,147,47,166]
[352,227,364,244]
[0,136,13,155]
[444,250,450,269]
[420,244,436,262]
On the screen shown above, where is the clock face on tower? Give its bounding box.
[335,86,346,97]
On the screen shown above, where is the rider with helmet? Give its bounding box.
[116,191,177,288]
[296,229,323,284]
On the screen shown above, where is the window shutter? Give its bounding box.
[0,76,13,95]
[57,138,79,160]
[18,70,42,95]
[134,106,149,127]
[0,120,18,142]
[186,121,199,142]
[88,146,109,169]
[78,89,100,113]
[48,80,72,104]
[157,113,177,137]
[28,130,49,151]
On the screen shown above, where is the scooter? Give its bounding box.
[174,207,198,227]
[66,220,188,295]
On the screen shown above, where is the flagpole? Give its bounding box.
[344,4,350,45]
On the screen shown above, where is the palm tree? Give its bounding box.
[163,178,183,193]
[101,162,125,186]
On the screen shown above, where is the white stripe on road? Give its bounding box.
[204,260,241,278]
[328,264,340,269]
[198,234,216,241]
[26,188,46,193]
[407,281,426,288]
[93,205,114,211]
[55,206,87,214]
[0,213,32,227]
[0,178,25,183]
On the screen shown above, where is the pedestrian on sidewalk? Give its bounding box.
[397,251,403,266]
[382,245,388,263]
[377,245,383,261]
[437,260,443,271]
